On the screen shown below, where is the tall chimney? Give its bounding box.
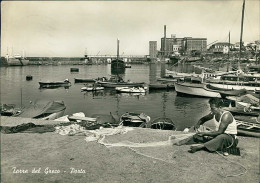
[164,25,166,57]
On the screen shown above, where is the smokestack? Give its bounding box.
[164,25,166,57]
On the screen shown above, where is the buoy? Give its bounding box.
[26,75,33,81]
[70,68,79,72]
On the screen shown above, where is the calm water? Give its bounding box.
[0,63,212,130]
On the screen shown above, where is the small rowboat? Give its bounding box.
[74,78,96,83]
[149,117,176,130]
[120,112,151,127]
[115,87,147,93]
[39,79,71,88]
[81,86,104,91]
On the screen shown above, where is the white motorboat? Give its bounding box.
[115,87,147,93]
[174,77,221,98]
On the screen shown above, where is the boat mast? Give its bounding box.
[117,39,119,60]
[239,0,245,69]
[117,39,119,72]
[227,31,230,72]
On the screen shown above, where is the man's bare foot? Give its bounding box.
[188,144,204,153]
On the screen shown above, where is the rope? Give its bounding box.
[128,147,177,165]
[215,151,248,178]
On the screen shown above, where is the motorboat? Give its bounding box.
[120,112,151,127]
[39,79,71,88]
[97,76,144,88]
[81,84,104,91]
[115,87,147,93]
[174,77,221,98]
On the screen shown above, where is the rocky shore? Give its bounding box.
[0,116,259,183]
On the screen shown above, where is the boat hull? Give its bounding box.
[174,82,221,98]
[149,84,175,90]
[74,78,96,83]
[81,87,104,91]
[204,84,247,97]
[6,58,29,66]
[97,81,144,88]
[39,81,71,88]
[209,83,260,91]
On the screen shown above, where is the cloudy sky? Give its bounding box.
[1,0,259,57]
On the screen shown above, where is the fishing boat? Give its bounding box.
[39,79,71,88]
[204,84,247,98]
[115,87,147,93]
[81,84,104,91]
[18,101,66,120]
[148,117,176,130]
[111,39,125,74]
[206,73,260,91]
[74,78,96,83]
[97,75,144,88]
[120,112,151,127]
[207,0,260,92]
[174,77,221,98]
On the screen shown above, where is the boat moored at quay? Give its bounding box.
[4,54,29,66]
[206,73,260,91]
[174,77,222,98]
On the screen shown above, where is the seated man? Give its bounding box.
[188,98,239,155]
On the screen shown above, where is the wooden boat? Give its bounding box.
[97,76,144,88]
[120,112,151,127]
[1,104,23,116]
[174,77,221,98]
[74,78,96,83]
[115,87,146,93]
[81,84,104,91]
[148,117,176,130]
[236,119,260,138]
[206,73,260,91]
[204,84,247,98]
[149,83,175,90]
[39,79,71,88]
[18,101,66,120]
[223,94,259,116]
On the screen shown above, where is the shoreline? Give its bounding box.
[0,116,259,183]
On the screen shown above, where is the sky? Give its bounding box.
[1,0,259,57]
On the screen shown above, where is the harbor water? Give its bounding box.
[0,63,213,130]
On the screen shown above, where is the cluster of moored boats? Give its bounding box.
[2,65,260,137]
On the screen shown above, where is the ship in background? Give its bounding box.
[111,39,125,74]
[3,48,29,66]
